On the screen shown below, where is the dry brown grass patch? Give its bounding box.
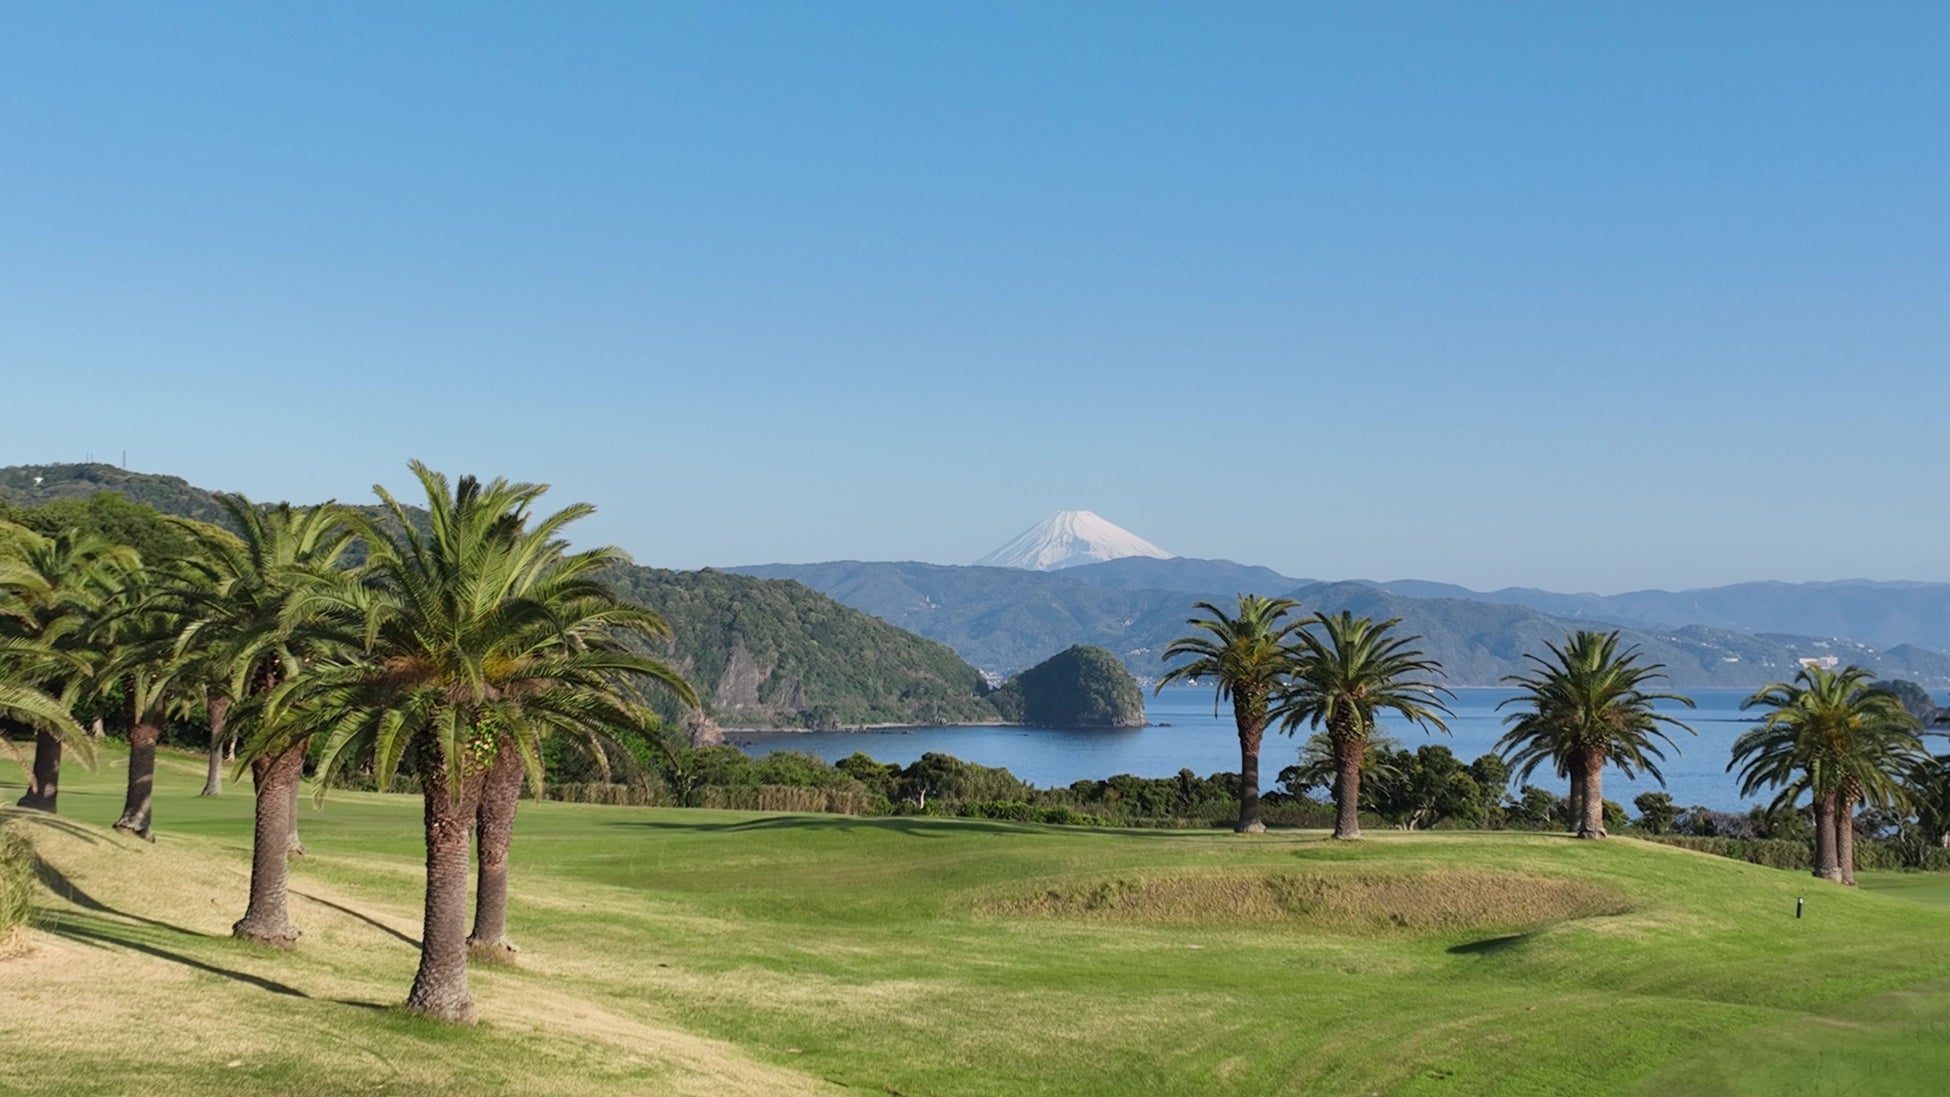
[986,869,1629,933]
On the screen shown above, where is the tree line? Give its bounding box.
[1156,595,1947,885]
[2,464,695,1023]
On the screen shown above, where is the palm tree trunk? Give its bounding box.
[1836,790,1858,887]
[287,807,306,859]
[407,747,487,1023]
[200,696,230,797]
[1565,756,1586,835]
[468,742,525,960]
[232,740,307,944]
[113,715,162,840]
[1231,696,1266,834]
[1577,750,1607,839]
[1811,790,1842,882]
[15,730,62,812]
[1332,734,1364,840]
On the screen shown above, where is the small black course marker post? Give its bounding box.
[1796,896,1805,919]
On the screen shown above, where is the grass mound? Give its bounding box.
[988,868,1628,932]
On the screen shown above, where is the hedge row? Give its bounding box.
[1651,835,1950,872]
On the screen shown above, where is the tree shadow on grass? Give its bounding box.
[0,807,109,845]
[33,856,203,936]
[291,889,420,948]
[1446,931,1536,956]
[44,912,312,999]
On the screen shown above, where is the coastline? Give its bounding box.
[719,719,1154,734]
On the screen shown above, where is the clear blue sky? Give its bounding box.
[4,3,1945,592]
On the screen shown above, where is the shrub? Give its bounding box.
[1038,805,1109,827]
[957,800,1040,822]
[955,800,1108,826]
[542,782,677,807]
[1651,836,1812,870]
[695,785,872,815]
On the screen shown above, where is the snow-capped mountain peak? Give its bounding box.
[973,510,1172,571]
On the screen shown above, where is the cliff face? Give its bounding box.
[990,645,1146,729]
[601,566,1003,730]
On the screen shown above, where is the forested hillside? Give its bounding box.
[601,566,1000,730]
[1,463,1004,731]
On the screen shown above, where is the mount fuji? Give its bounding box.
[973,510,1172,571]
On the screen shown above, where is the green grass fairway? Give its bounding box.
[5,748,1949,1095]
[1860,871,1950,912]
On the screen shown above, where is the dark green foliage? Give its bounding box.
[1065,768,1242,825]
[1652,836,1821,870]
[1634,792,1678,835]
[1364,745,1488,830]
[0,491,197,566]
[1650,835,1950,872]
[601,566,999,730]
[954,800,1110,826]
[1507,786,1564,829]
[893,752,1031,805]
[988,645,1144,728]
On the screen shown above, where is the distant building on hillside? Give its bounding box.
[1798,655,1842,671]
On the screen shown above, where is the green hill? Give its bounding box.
[0,463,1000,732]
[0,462,233,524]
[989,644,1145,728]
[600,566,1000,730]
[6,750,1950,1095]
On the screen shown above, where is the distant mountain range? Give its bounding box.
[11,463,1950,691]
[1362,578,1950,658]
[731,559,1950,688]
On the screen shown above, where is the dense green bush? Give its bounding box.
[1651,836,1813,870]
[542,783,677,807]
[956,800,1109,826]
[1650,835,1950,873]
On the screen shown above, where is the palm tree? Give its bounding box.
[0,637,88,749]
[1730,665,1924,884]
[465,596,693,962]
[290,463,696,1022]
[165,497,363,943]
[1273,612,1452,840]
[1497,631,1694,840]
[1157,596,1305,833]
[1281,729,1406,808]
[104,611,196,841]
[0,525,137,811]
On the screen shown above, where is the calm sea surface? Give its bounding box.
[735,686,1947,811]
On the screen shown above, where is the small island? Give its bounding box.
[988,644,1146,728]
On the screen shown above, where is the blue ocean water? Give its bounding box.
[734,686,1940,811]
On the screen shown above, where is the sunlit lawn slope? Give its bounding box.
[3,746,1948,1096]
